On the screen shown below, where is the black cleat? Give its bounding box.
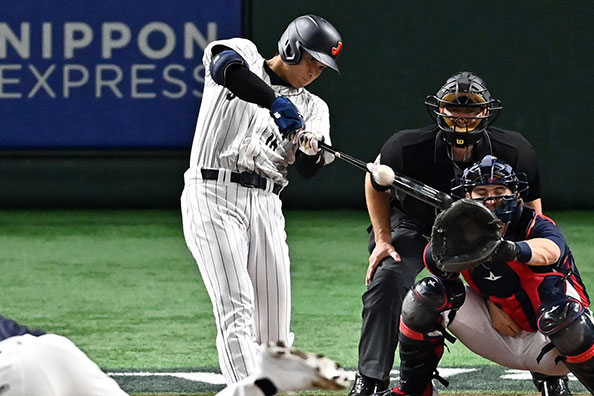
[533,373,572,396]
[347,372,390,396]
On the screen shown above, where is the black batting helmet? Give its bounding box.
[425,72,503,148]
[278,15,343,73]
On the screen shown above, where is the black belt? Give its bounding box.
[201,169,282,195]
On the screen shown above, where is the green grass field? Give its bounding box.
[1,209,593,394]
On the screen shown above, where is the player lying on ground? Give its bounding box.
[384,155,594,396]
[0,313,348,396]
[0,313,129,396]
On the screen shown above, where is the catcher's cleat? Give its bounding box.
[348,372,390,396]
[532,374,572,396]
[376,384,439,396]
[255,343,350,392]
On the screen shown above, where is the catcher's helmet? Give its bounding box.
[453,155,528,223]
[278,15,343,73]
[425,72,503,148]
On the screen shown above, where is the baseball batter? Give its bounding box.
[180,15,343,383]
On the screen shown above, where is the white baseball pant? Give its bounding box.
[181,170,292,383]
[445,285,582,375]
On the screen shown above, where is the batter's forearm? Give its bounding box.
[225,65,277,108]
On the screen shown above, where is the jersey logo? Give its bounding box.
[484,271,502,281]
[332,42,343,56]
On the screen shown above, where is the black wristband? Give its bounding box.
[295,150,324,178]
[254,378,278,396]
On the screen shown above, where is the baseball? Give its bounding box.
[370,164,395,187]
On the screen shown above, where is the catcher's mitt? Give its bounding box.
[431,198,503,272]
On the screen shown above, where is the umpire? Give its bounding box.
[348,71,568,396]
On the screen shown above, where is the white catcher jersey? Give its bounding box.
[186,37,333,186]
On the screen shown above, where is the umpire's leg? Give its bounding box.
[356,217,428,388]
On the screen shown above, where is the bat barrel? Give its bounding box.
[318,141,452,210]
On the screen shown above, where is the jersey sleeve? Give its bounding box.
[526,214,569,262]
[303,95,330,140]
[423,243,460,280]
[203,38,262,80]
[379,133,405,172]
[302,94,333,164]
[369,133,404,191]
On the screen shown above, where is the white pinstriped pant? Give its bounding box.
[181,169,292,384]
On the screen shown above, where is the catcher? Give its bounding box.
[386,155,594,396]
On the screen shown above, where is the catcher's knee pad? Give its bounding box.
[538,299,594,393]
[538,297,594,357]
[401,275,465,332]
[399,277,461,396]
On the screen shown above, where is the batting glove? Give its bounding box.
[270,96,305,139]
[295,131,324,156]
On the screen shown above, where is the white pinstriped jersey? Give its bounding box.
[186,38,333,186]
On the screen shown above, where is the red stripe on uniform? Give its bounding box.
[539,213,557,226]
[422,243,431,270]
[566,344,594,363]
[525,214,538,237]
[399,318,424,341]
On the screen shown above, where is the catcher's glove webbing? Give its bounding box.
[431,198,503,272]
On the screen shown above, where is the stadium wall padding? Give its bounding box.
[2,0,593,209]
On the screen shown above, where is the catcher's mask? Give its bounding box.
[425,71,502,148]
[278,14,343,73]
[452,155,528,223]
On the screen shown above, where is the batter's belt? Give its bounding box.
[201,168,283,195]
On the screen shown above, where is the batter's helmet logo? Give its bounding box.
[332,42,343,56]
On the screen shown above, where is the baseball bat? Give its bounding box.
[319,141,453,210]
